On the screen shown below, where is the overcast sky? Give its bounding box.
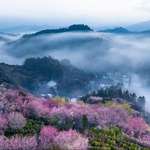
[0,0,150,28]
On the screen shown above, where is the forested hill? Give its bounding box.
[0,56,94,97]
[81,85,146,112]
[23,24,93,38]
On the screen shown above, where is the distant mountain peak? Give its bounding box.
[127,20,150,32]
[68,24,92,31]
[23,24,93,38]
[99,27,131,33]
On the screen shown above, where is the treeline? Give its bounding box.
[82,85,146,112]
[23,24,93,38]
[23,56,63,81]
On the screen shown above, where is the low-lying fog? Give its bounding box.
[0,31,150,111]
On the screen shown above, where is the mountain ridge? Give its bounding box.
[22,24,93,38]
[99,27,131,34]
[127,20,150,32]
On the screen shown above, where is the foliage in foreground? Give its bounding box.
[0,86,150,149]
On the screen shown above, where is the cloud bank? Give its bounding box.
[1,31,150,110]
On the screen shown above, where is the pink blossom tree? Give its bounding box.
[0,135,7,149]
[139,132,150,147]
[125,117,148,137]
[38,125,58,149]
[26,100,50,118]
[7,112,26,130]
[107,106,129,126]
[0,115,8,134]
[54,129,89,150]
[0,135,37,150]
[8,135,37,150]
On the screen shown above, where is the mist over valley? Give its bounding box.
[2,0,150,148]
[0,25,150,108]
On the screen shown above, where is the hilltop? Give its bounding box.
[23,24,93,38]
[0,56,94,97]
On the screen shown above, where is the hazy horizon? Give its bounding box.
[0,0,150,29]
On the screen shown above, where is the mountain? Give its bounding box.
[141,30,150,34]
[5,24,107,58]
[0,56,94,97]
[127,20,150,32]
[99,26,150,34]
[99,27,131,34]
[0,25,54,34]
[23,24,93,38]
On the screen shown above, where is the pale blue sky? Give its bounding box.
[0,0,150,28]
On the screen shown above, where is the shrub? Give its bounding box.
[88,127,146,149]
